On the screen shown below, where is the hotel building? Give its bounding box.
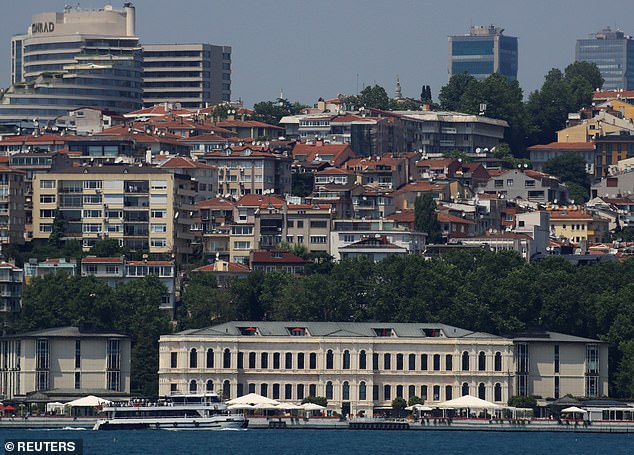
[31,165,196,262]
[159,322,608,416]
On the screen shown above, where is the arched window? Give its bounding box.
[223,349,231,369]
[261,352,268,369]
[260,383,268,397]
[206,348,214,368]
[372,353,379,370]
[408,385,416,399]
[248,383,255,394]
[478,351,486,371]
[359,381,367,401]
[408,354,416,371]
[359,350,367,370]
[461,351,469,371]
[494,383,502,402]
[384,384,391,400]
[462,382,469,396]
[396,385,404,398]
[343,381,350,400]
[445,354,453,371]
[272,384,280,399]
[478,382,486,400]
[343,350,351,369]
[421,385,428,400]
[433,354,441,371]
[189,379,197,392]
[326,350,334,369]
[297,384,305,400]
[297,353,305,369]
[223,380,230,399]
[273,352,280,369]
[309,353,317,369]
[445,385,453,400]
[421,354,428,370]
[494,352,502,372]
[285,352,293,369]
[326,381,333,400]
[396,353,404,370]
[249,352,256,369]
[309,384,317,397]
[384,353,391,370]
[206,379,214,391]
[189,348,197,368]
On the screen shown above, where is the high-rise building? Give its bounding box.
[576,27,634,91]
[142,43,232,108]
[448,25,518,82]
[1,4,142,126]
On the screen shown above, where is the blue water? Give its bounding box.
[1,429,633,455]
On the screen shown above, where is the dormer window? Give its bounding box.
[239,327,258,336]
[422,328,444,337]
[373,328,393,337]
[288,327,307,336]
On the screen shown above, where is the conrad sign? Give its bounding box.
[31,22,55,34]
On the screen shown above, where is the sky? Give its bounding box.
[3,0,634,108]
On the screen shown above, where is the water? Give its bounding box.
[0,429,633,455]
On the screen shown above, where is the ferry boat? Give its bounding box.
[93,392,248,430]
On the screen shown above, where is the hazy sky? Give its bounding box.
[3,0,634,107]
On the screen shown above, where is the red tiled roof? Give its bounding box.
[292,143,353,163]
[287,203,331,210]
[236,194,285,209]
[390,181,448,195]
[438,213,477,225]
[315,167,355,175]
[416,158,457,168]
[548,210,594,220]
[385,209,415,223]
[159,156,215,169]
[251,250,307,264]
[218,119,283,129]
[593,90,634,99]
[193,262,250,273]
[0,262,19,269]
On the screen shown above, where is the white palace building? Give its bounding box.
[158,322,608,417]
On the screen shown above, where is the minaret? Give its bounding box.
[395,76,402,100]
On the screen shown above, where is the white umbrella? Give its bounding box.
[280,403,303,410]
[405,404,433,411]
[253,402,279,410]
[300,402,326,411]
[66,395,111,407]
[437,395,501,410]
[561,406,587,413]
[226,393,280,406]
[227,403,255,411]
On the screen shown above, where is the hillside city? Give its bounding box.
[1,3,634,420]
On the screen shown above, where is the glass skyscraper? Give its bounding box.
[448,25,518,82]
[576,27,634,91]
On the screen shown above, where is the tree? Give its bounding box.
[48,211,66,248]
[408,395,425,406]
[180,272,235,329]
[542,154,589,202]
[301,396,328,407]
[508,395,538,408]
[358,85,390,110]
[252,98,306,127]
[564,61,604,92]
[392,397,407,412]
[439,73,477,111]
[414,194,441,243]
[421,85,432,103]
[89,238,123,257]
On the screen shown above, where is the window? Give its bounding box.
[478,351,486,371]
[151,238,167,248]
[310,220,327,228]
[273,352,280,369]
[206,380,214,392]
[343,350,351,369]
[326,381,333,400]
[233,241,251,250]
[554,377,560,400]
[421,385,428,400]
[40,180,56,189]
[151,224,167,233]
[342,381,350,400]
[433,354,440,371]
[297,384,305,400]
[421,354,428,371]
[190,348,198,368]
[384,385,391,401]
[326,350,334,369]
[373,353,379,370]
[190,380,197,393]
[516,344,529,373]
[223,349,231,368]
[261,384,268,397]
[75,340,81,369]
[273,384,280,399]
[309,353,316,369]
[359,382,367,401]
[297,353,305,369]
[248,384,256,394]
[206,349,214,368]
[408,354,416,371]
[433,385,440,401]
[445,354,453,371]
[445,385,453,401]
[237,352,243,369]
[249,352,256,369]
[462,382,469,396]
[223,380,231,399]
[359,350,366,370]
[285,384,292,400]
[384,353,391,370]
[285,352,293,369]
[396,353,404,371]
[40,195,56,204]
[462,351,469,371]
[586,344,599,374]
[554,345,560,373]
[408,385,416,399]
[309,384,317,397]
[310,235,327,244]
[478,383,486,400]
[170,352,177,368]
[495,383,502,402]
[494,352,502,372]
[36,339,49,370]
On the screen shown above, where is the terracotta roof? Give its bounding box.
[549,210,594,220]
[385,209,415,223]
[0,166,24,173]
[477,193,500,199]
[486,169,507,177]
[81,257,124,264]
[292,143,353,163]
[601,197,634,205]
[236,194,285,209]
[218,119,282,129]
[416,158,457,168]
[593,90,634,100]
[345,155,400,169]
[315,167,355,175]
[124,105,191,117]
[459,232,531,240]
[0,262,20,269]
[251,250,306,264]
[181,134,232,142]
[342,236,402,249]
[158,156,215,169]
[0,134,80,144]
[528,142,595,151]
[438,213,477,225]
[390,181,448,195]
[193,262,250,273]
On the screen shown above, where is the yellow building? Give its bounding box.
[548,209,610,244]
[32,165,195,262]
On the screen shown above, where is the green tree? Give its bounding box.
[542,154,589,202]
[408,395,425,406]
[564,61,604,92]
[89,238,123,257]
[508,395,538,408]
[421,85,432,103]
[252,98,306,127]
[180,272,235,329]
[358,85,390,110]
[48,211,66,248]
[392,397,407,412]
[414,194,441,243]
[439,73,477,111]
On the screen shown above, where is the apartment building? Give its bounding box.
[0,167,26,244]
[479,169,569,206]
[203,148,292,198]
[32,165,195,262]
[0,326,131,400]
[0,262,23,314]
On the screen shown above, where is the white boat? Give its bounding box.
[93,392,248,430]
